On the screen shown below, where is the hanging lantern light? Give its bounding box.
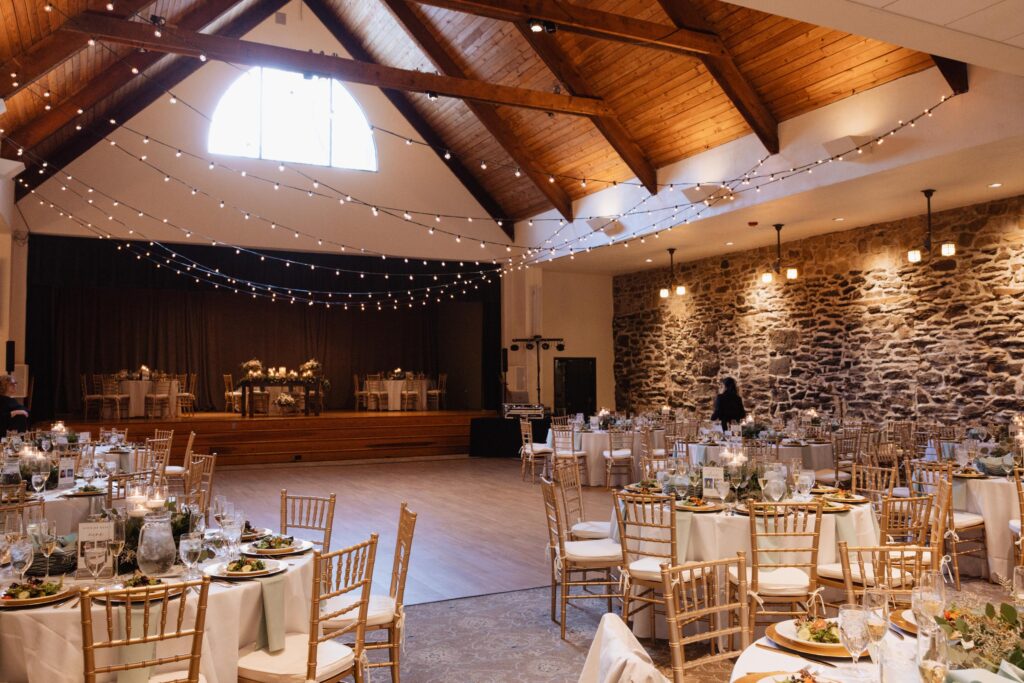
[908,189,950,263]
[658,248,685,300]
[763,223,795,283]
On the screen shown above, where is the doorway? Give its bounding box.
[553,357,597,416]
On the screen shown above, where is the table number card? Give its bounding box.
[703,466,724,496]
[58,457,76,490]
[76,521,114,579]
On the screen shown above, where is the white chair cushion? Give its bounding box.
[322,593,396,629]
[237,632,354,683]
[728,566,810,596]
[555,450,581,458]
[892,486,910,498]
[163,465,185,475]
[150,672,208,683]
[953,511,985,529]
[627,556,706,583]
[571,520,612,540]
[527,443,553,453]
[651,448,666,457]
[814,470,852,484]
[564,538,623,563]
[602,449,632,459]
[1010,519,1021,536]
[818,563,914,587]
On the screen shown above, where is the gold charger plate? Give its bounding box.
[0,586,77,609]
[810,487,838,495]
[953,471,988,479]
[675,501,725,513]
[62,489,105,497]
[890,609,918,635]
[733,673,792,683]
[823,494,868,505]
[766,621,860,659]
[205,559,286,580]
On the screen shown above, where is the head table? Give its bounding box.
[0,551,314,683]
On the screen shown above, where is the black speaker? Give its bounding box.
[500,347,508,373]
[4,341,13,373]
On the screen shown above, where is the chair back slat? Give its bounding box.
[615,491,676,566]
[280,490,337,552]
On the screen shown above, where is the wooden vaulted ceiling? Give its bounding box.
[1,0,942,223]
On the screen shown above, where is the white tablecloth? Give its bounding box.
[686,442,832,470]
[953,476,1019,581]
[545,430,666,487]
[0,554,314,683]
[730,634,912,681]
[381,379,429,411]
[109,380,180,419]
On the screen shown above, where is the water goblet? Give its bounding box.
[911,586,944,634]
[9,538,33,583]
[205,530,227,564]
[80,540,109,589]
[838,603,870,672]
[30,471,46,494]
[107,517,125,581]
[178,532,203,581]
[32,519,58,582]
[916,628,948,683]
[764,477,786,502]
[714,477,732,515]
[221,516,243,560]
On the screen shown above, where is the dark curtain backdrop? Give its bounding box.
[26,235,501,418]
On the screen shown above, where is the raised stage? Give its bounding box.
[62,410,495,467]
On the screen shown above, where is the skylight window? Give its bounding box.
[208,66,377,171]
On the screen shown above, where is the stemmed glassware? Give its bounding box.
[715,476,732,515]
[179,532,203,580]
[30,462,47,495]
[911,573,945,634]
[31,519,57,582]
[108,517,125,582]
[9,538,34,584]
[838,603,871,674]
[221,514,243,561]
[863,588,890,673]
[80,540,109,588]
[917,628,949,683]
[1012,566,1024,604]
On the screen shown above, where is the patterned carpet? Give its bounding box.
[386,579,1007,683]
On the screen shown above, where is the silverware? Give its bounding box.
[754,642,838,668]
[889,626,905,640]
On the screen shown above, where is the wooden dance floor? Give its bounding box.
[63,410,493,467]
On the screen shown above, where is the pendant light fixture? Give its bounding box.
[908,189,953,263]
[659,248,685,298]
[762,223,796,283]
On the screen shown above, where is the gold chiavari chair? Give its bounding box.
[912,428,933,460]
[743,439,778,463]
[352,374,370,411]
[81,374,104,419]
[615,491,678,635]
[281,490,337,552]
[816,433,856,487]
[835,543,931,606]
[0,481,27,505]
[1013,467,1024,565]
[238,536,378,683]
[662,554,750,683]
[153,429,174,443]
[888,420,915,455]
[941,476,987,591]
[144,380,172,418]
[144,438,172,480]
[223,374,241,412]
[678,419,700,442]
[541,480,621,640]
[851,464,897,508]
[80,577,212,683]
[324,504,417,683]
[105,470,157,509]
[637,430,669,479]
[550,415,571,428]
[0,498,45,526]
[881,495,934,548]
[176,373,198,416]
[743,501,823,634]
[163,431,191,493]
[603,428,634,489]
[552,425,588,486]
[519,418,552,483]
[551,459,612,540]
[182,454,216,516]
[870,441,902,469]
[100,377,130,420]
[399,378,419,411]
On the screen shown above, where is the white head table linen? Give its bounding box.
[113,380,180,419]
[0,554,314,683]
[729,634,912,681]
[609,502,879,638]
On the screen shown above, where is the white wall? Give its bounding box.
[0,158,26,362]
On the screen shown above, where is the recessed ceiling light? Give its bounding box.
[988,182,1003,188]
[644,258,653,263]
[725,241,734,246]
[833,217,845,222]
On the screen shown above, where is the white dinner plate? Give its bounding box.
[204,559,286,580]
[241,538,314,557]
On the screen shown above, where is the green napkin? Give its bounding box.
[255,571,287,653]
[673,510,693,562]
[116,602,161,683]
[953,478,969,510]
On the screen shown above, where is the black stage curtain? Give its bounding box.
[26,235,501,418]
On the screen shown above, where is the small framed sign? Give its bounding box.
[57,457,76,490]
[703,466,724,495]
[76,521,114,580]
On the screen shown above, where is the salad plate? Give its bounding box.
[62,485,105,497]
[767,619,863,658]
[674,497,724,513]
[0,579,76,609]
[205,558,285,580]
[241,522,273,542]
[623,481,661,494]
[823,492,868,504]
[242,535,314,557]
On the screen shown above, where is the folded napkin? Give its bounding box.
[255,570,287,653]
[948,662,1024,683]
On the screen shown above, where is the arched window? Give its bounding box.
[208,66,377,171]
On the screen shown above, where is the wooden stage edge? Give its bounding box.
[61,410,496,468]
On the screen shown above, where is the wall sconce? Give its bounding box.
[941,242,956,256]
[907,249,922,263]
[908,189,954,263]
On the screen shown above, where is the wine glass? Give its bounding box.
[9,538,34,583]
[32,519,57,582]
[715,477,732,515]
[796,472,813,501]
[179,532,203,580]
[917,628,948,683]
[221,515,242,560]
[863,588,890,672]
[911,586,944,634]
[108,518,125,581]
[205,529,227,566]
[30,470,46,495]
[838,604,870,671]
[80,540,109,588]
[764,477,786,502]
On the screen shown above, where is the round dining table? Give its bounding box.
[544,429,667,487]
[0,553,314,683]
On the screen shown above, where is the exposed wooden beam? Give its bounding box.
[13,0,289,196]
[515,24,657,194]
[655,0,779,154]
[381,0,573,220]
[0,0,157,102]
[301,0,514,238]
[932,55,969,94]
[61,11,611,118]
[410,0,724,58]
[3,0,255,156]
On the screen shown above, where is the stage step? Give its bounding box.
[62,410,493,466]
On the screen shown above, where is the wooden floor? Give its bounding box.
[63,410,493,467]
[215,457,611,605]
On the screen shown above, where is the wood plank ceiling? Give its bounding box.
[0,0,936,221]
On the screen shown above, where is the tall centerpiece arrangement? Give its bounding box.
[299,358,322,378]
[241,359,264,380]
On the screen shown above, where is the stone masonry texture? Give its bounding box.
[612,195,1024,422]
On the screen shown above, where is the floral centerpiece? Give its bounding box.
[937,602,1024,674]
[719,450,761,501]
[741,421,769,439]
[597,408,612,431]
[299,358,322,378]
[274,393,297,413]
[241,358,264,380]
[388,367,406,380]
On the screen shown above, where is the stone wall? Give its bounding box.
[613,195,1024,422]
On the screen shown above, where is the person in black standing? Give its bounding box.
[0,375,29,434]
[710,377,746,431]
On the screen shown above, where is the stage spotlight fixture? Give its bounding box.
[526,343,535,350]
[555,343,565,352]
[542,342,550,350]
[510,344,519,351]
